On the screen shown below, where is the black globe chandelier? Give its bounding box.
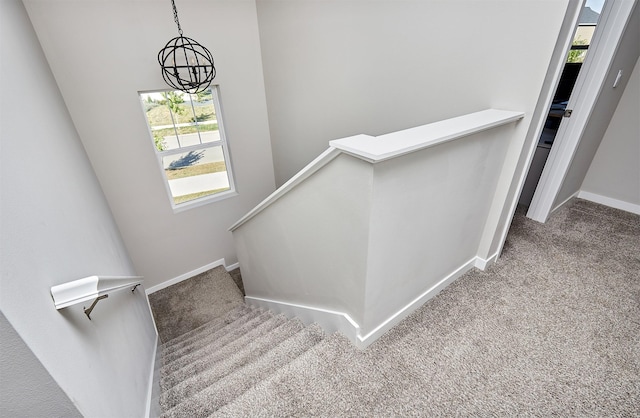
[158,0,216,94]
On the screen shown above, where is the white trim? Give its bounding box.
[525,0,584,223]
[578,190,640,214]
[144,334,158,418]
[356,257,476,348]
[474,253,498,270]
[230,109,524,232]
[330,109,524,164]
[244,296,362,346]
[171,190,238,214]
[50,275,144,310]
[528,0,637,223]
[246,257,477,349]
[145,258,229,294]
[229,147,342,231]
[489,0,583,255]
[225,262,240,271]
[551,190,580,215]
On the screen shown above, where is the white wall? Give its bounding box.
[256,0,570,187]
[554,1,640,208]
[363,125,512,333]
[0,0,156,415]
[23,0,276,289]
[580,57,639,207]
[235,153,372,326]
[0,313,81,418]
[234,113,523,344]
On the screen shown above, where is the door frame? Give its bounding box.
[527,0,637,222]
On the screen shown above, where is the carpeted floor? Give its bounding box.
[152,199,640,416]
[228,268,245,296]
[148,266,244,343]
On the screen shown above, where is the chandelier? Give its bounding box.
[158,0,216,94]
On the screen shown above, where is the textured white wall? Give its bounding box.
[23,0,276,289]
[256,0,570,187]
[235,154,373,326]
[0,313,81,418]
[255,0,574,267]
[235,115,521,339]
[363,125,513,333]
[0,0,156,415]
[581,57,639,206]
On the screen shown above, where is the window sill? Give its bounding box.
[171,189,238,213]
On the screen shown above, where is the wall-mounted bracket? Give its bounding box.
[51,275,144,320]
[84,294,108,320]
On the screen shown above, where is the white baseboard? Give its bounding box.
[144,334,159,418]
[474,253,498,270]
[245,296,362,346]
[146,258,233,294]
[246,257,476,349]
[578,190,640,215]
[356,257,476,347]
[225,262,240,271]
[549,191,580,219]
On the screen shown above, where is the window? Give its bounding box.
[139,87,235,209]
[567,24,596,64]
[567,1,602,63]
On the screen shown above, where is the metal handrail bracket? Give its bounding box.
[51,275,144,319]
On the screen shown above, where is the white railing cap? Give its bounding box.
[330,109,524,163]
[51,275,143,310]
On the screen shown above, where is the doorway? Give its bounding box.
[519,0,605,207]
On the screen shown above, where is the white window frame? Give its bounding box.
[139,86,236,212]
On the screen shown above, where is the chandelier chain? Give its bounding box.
[170,0,183,35]
[159,0,216,93]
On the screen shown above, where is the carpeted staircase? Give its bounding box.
[155,295,329,417]
[150,199,640,417]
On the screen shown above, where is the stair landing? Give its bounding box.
[148,266,244,343]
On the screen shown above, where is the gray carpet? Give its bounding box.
[153,199,639,416]
[149,266,244,343]
[228,268,245,295]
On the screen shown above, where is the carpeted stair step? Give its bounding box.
[162,306,265,363]
[212,332,355,418]
[161,304,256,352]
[161,310,275,376]
[161,323,326,417]
[159,318,317,413]
[161,312,288,390]
[148,266,245,343]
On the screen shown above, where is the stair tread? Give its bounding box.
[162,304,256,351]
[161,312,287,390]
[160,319,321,413]
[211,332,350,417]
[162,307,265,363]
[161,323,326,417]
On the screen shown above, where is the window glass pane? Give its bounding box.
[142,98,173,129]
[158,128,179,151]
[174,125,201,148]
[193,95,216,124]
[141,93,175,151]
[162,145,230,205]
[140,86,233,207]
[192,91,219,144]
[566,49,588,64]
[162,91,190,124]
[199,126,221,144]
